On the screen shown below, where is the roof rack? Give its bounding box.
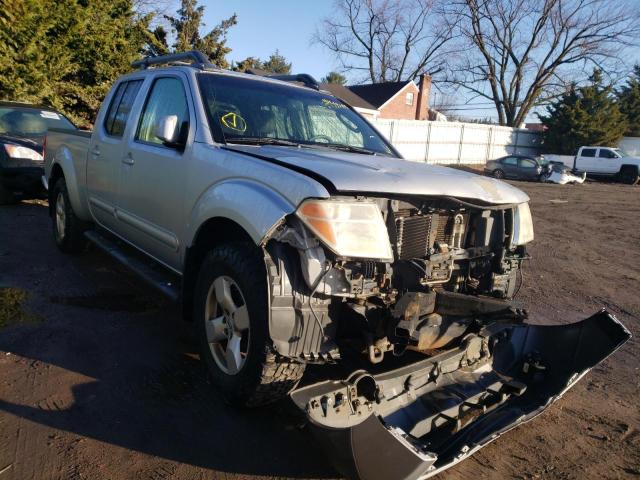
[246,71,320,91]
[131,50,216,70]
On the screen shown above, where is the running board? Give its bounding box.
[84,230,181,302]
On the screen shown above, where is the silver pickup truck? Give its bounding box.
[44,51,629,480]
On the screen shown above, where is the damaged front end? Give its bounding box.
[291,310,629,479]
[261,194,630,478]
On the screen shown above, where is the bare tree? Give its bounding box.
[314,0,456,83]
[444,0,640,126]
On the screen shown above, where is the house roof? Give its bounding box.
[319,83,377,110]
[347,80,414,108]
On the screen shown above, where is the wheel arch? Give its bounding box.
[619,164,639,174]
[47,151,91,221]
[182,216,267,322]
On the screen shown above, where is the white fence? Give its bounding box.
[619,136,640,156]
[370,119,542,165]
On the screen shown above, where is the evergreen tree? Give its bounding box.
[617,65,640,137]
[538,70,627,155]
[232,57,262,73]
[322,71,347,85]
[164,0,237,69]
[0,0,153,125]
[260,50,291,74]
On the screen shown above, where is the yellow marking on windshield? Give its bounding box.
[220,112,247,132]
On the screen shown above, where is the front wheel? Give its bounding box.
[492,169,505,179]
[619,167,639,185]
[194,242,305,407]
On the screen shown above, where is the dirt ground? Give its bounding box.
[0,179,638,480]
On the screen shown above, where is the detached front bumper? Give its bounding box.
[291,310,630,480]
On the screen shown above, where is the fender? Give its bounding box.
[185,178,299,250]
[49,143,92,221]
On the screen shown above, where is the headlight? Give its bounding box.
[4,144,43,161]
[296,199,393,261]
[512,202,534,246]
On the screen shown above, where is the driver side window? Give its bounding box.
[136,77,189,146]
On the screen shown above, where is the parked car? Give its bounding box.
[573,146,639,184]
[0,101,76,204]
[484,154,550,181]
[43,51,629,480]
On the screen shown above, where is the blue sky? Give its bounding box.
[197,1,640,122]
[203,1,339,81]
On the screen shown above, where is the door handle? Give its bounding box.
[122,153,135,166]
[90,146,100,158]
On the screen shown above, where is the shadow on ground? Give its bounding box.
[0,201,336,479]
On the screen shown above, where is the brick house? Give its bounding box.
[347,74,432,120]
[319,83,380,120]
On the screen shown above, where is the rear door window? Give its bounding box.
[581,148,596,157]
[104,80,143,137]
[502,157,518,166]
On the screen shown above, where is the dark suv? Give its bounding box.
[0,101,76,203]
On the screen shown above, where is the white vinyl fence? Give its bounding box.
[370,119,542,165]
[619,136,640,156]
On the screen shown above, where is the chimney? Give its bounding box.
[415,73,431,120]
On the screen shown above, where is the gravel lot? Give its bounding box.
[0,180,638,480]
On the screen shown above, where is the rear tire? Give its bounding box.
[492,169,505,179]
[619,166,639,185]
[51,178,87,253]
[194,242,305,407]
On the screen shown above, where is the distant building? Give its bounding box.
[524,123,546,132]
[347,74,432,121]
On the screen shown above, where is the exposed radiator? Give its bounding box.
[394,210,467,260]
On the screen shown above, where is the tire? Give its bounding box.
[51,178,87,253]
[492,169,505,179]
[618,166,639,185]
[194,242,305,407]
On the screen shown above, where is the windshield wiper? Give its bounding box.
[311,142,378,155]
[226,137,303,148]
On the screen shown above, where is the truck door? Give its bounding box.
[87,79,143,231]
[577,147,597,172]
[115,74,193,271]
[595,148,621,174]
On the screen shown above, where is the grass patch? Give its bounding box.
[0,287,41,327]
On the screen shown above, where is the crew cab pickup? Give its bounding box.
[573,145,640,184]
[44,51,629,480]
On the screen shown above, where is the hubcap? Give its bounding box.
[55,192,66,241]
[204,276,250,375]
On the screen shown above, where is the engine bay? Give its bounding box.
[266,195,529,366]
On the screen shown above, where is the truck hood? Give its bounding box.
[226,145,530,205]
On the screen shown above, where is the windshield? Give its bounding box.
[613,148,627,158]
[0,107,75,142]
[197,74,394,156]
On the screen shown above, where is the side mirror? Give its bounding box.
[154,115,179,145]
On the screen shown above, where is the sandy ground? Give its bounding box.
[0,180,638,480]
